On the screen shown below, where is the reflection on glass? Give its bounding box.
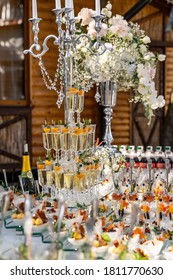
[76,90,84,123]
[43,133,52,152]
[52,132,61,162]
[54,171,63,189]
[63,172,74,189]
[46,170,54,187]
[37,169,47,193]
[0,0,24,100]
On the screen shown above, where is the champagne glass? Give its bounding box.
[37,165,47,194]
[76,89,84,124]
[60,126,71,161]
[87,124,96,149]
[62,163,77,206]
[74,172,86,205]
[54,164,63,197]
[43,132,52,153]
[71,128,79,152]
[66,87,78,124]
[51,125,61,163]
[79,126,88,152]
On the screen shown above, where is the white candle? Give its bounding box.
[65,0,71,8]
[65,0,74,19]
[70,0,74,19]
[32,0,38,18]
[55,0,61,9]
[95,0,100,15]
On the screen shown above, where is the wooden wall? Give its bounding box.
[29,0,171,165]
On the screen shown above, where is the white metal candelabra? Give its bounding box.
[24,0,109,121]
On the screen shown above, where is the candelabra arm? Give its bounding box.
[74,34,107,57]
[24,34,59,58]
[24,18,41,55]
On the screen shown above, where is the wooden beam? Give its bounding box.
[0,115,24,130]
[124,0,152,20]
[146,118,159,146]
[134,120,147,146]
[150,0,171,15]
[150,40,173,47]
[0,149,22,162]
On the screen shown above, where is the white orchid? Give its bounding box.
[150,95,165,109]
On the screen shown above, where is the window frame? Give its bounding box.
[0,0,30,107]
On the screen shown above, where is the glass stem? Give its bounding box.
[77,112,80,124]
[56,150,59,163]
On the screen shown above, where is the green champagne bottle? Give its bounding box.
[21,144,36,194]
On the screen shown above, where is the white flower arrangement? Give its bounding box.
[73,2,166,123]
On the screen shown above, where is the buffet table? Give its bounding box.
[1,175,173,261]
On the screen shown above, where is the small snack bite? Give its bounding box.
[68,222,87,248]
[70,222,86,240]
[93,233,111,248]
[32,209,48,226]
[11,202,25,220]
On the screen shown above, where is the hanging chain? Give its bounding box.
[38,56,60,93]
[94,55,101,103]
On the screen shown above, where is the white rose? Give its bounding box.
[144,54,150,61]
[142,36,151,44]
[126,33,133,41]
[77,8,95,26]
[105,42,113,50]
[158,54,166,61]
[140,44,147,54]
[76,44,81,50]
[81,47,87,53]
[115,14,124,20]
[107,11,112,18]
[132,43,137,49]
[106,3,112,10]
[101,8,108,16]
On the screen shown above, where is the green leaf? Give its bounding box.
[76,202,87,209]
[101,233,111,243]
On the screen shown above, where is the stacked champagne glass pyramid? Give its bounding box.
[37,88,114,207]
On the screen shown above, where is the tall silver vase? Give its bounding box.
[100,81,117,146]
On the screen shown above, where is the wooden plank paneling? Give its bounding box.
[165,48,173,112]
